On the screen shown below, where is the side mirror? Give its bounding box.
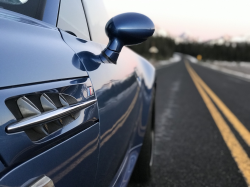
[100,12,155,64]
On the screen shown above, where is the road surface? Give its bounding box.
[129,55,250,187]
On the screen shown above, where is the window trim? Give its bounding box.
[56,0,91,41]
[80,0,92,40]
[42,0,60,26]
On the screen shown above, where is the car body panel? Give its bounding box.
[0,8,100,187]
[111,145,141,187]
[60,30,155,187]
[0,1,156,186]
[0,9,88,88]
[0,123,99,187]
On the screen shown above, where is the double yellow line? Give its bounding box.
[185,62,250,185]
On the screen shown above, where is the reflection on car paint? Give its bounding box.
[0,124,99,187]
[47,134,99,184]
[58,29,155,187]
[100,85,140,148]
[0,4,156,186]
[111,145,141,187]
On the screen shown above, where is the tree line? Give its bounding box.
[129,36,250,62]
[129,36,175,60]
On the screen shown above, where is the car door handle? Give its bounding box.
[7,99,97,133]
[22,175,54,187]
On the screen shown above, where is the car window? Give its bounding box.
[0,0,47,20]
[57,0,90,40]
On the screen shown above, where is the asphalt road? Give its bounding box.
[129,55,250,187]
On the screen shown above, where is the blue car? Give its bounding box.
[0,0,155,186]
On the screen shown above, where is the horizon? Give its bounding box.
[103,0,250,41]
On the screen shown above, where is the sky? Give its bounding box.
[103,0,250,40]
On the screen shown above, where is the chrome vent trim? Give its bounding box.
[7,99,97,133]
[17,96,41,118]
[4,78,96,141]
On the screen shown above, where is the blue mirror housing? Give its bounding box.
[100,12,155,64]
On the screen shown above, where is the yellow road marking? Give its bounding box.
[187,62,250,147]
[185,62,250,186]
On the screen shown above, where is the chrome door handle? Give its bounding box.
[22,175,54,187]
[7,99,97,133]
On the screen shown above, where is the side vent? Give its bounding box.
[59,94,69,107]
[17,96,41,118]
[6,93,96,141]
[40,93,57,111]
[39,94,62,138]
[58,94,77,126]
[17,96,50,141]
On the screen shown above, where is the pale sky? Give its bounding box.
[103,0,250,40]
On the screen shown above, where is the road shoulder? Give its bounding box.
[196,61,250,82]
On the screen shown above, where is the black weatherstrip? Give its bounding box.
[56,0,61,26]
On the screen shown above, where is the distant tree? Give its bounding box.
[129,36,250,62]
[175,42,250,62]
[128,36,175,60]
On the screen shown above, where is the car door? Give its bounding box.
[58,1,144,186]
[0,1,99,187]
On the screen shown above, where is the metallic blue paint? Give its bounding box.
[0,9,88,88]
[0,162,4,173]
[0,6,155,187]
[60,29,155,187]
[0,124,100,187]
[101,12,155,63]
[106,13,155,52]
